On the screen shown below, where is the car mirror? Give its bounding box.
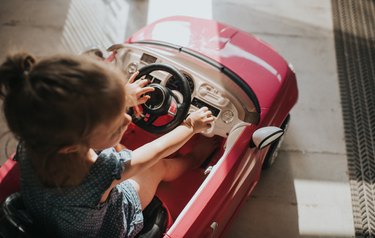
[251,126,284,149]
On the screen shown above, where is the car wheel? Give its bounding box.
[262,114,290,169]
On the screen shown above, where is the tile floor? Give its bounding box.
[0,0,355,237]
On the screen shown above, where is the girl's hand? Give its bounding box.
[184,107,215,133]
[125,71,155,107]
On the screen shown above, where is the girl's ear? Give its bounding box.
[58,145,80,154]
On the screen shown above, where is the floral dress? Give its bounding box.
[17,146,144,238]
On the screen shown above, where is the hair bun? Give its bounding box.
[0,52,36,97]
[21,54,35,73]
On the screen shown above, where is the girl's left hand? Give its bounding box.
[125,71,155,107]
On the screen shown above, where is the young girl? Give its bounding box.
[0,52,216,237]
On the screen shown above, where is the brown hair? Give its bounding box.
[0,52,126,187]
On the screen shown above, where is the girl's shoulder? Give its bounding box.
[97,147,132,163]
[85,147,132,184]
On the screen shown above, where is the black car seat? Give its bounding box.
[0,192,37,238]
[136,196,169,238]
[0,193,169,238]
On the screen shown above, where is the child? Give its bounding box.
[0,52,216,237]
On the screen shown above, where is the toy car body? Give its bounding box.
[0,16,298,237]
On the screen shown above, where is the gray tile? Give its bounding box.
[226,151,354,238]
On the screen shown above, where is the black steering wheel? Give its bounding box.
[130,63,192,134]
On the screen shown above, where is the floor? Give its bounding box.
[0,0,355,237]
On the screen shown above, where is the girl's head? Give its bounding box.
[0,52,129,185]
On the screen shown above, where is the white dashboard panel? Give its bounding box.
[110,43,258,137]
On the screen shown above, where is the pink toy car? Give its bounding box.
[0,16,298,237]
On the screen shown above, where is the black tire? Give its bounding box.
[262,114,290,169]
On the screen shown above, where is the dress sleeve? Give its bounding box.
[82,148,132,200]
[109,148,132,180]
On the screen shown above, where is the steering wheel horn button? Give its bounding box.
[144,84,167,112]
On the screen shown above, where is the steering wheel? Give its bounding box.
[130,63,192,134]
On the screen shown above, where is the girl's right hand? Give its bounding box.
[125,71,155,107]
[184,107,215,133]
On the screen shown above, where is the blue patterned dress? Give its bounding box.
[17,146,144,238]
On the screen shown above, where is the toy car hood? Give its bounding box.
[127,16,295,110]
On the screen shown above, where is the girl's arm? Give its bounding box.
[122,106,214,180]
[99,107,214,203]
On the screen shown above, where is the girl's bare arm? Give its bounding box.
[99,107,214,203]
[123,107,214,179]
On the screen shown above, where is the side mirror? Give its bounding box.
[250,126,284,149]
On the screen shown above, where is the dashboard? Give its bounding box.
[110,43,258,137]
